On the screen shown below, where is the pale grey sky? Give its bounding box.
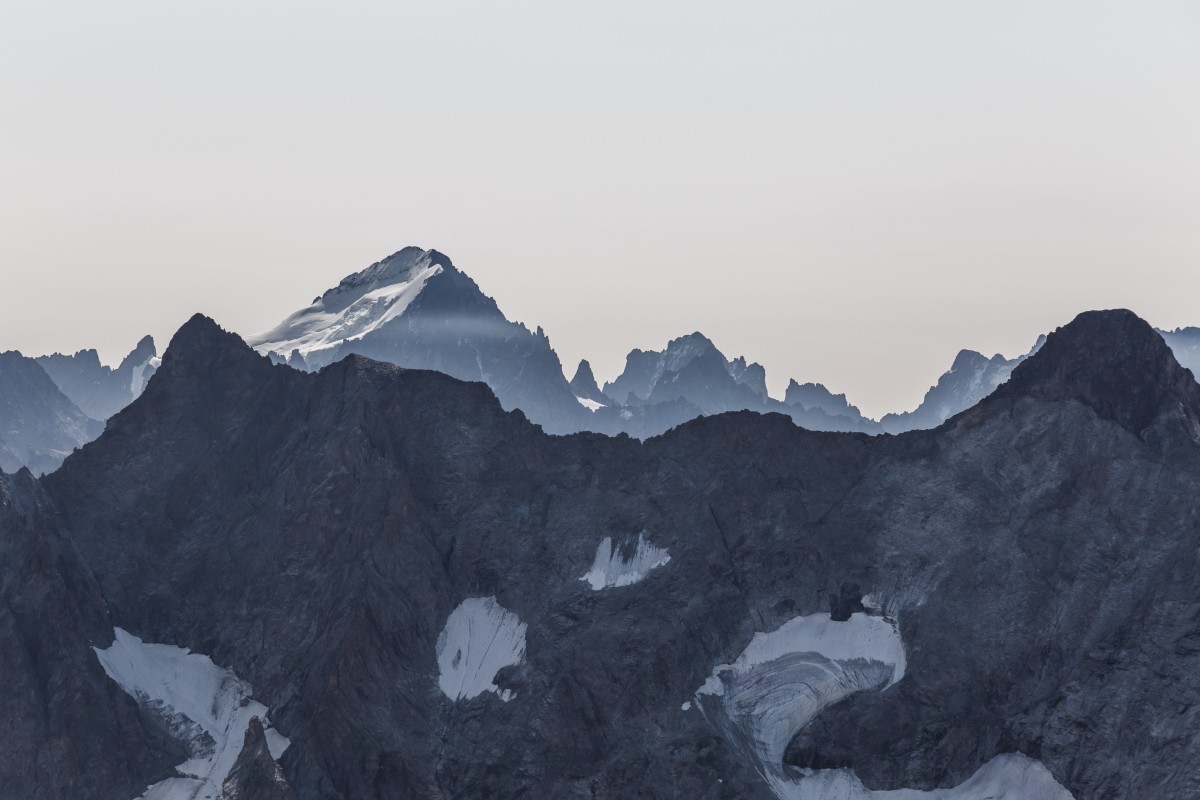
[3,1,1199,418]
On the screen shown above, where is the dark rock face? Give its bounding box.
[0,351,102,475]
[992,309,1200,434]
[875,326,1199,436]
[36,335,158,421]
[15,308,1200,799]
[219,718,295,800]
[0,471,181,799]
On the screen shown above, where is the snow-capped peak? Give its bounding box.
[248,247,449,360]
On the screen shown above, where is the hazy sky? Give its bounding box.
[3,1,1200,418]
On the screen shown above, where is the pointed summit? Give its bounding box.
[249,248,453,365]
[116,335,157,371]
[988,309,1200,433]
[155,315,268,394]
[244,247,587,433]
[570,359,608,405]
[218,717,295,800]
[166,314,250,361]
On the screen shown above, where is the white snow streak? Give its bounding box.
[130,359,153,397]
[249,262,442,359]
[436,597,527,702]
[93,628,289,800]
[576,396,604,411]
[581,534,671,590]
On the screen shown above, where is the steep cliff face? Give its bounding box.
[29,309,1200,799]
[0,471,181,800]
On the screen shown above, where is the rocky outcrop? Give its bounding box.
[218,718,295,800]
[784,380,872,427]
[569,359,609,406]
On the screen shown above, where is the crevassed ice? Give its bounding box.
[93,627,289,800]
[696,612,905,770]
[436,596,527,702]
[581,533,670,590]
[695,611,1077,800]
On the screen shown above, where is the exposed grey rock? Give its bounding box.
[36,335,158,421]
[594,332,880,437]
[728,356,769,401]
[0,350,102,475]
[784,380,871,426]
[569,359,608,406]
[219,717,296,800]
[879,348,1024,434]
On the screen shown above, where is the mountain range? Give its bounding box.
[2,307,1200,798]
[3,246,1199,478]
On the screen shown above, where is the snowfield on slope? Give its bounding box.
[581,533,671,590]
[437,596,527,702]
[249,250,443,359]
[93,628,289,800]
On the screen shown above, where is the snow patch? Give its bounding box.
[581,533,671,590]
[772,753,1074,800]
[93,628,289,800]
[437,596,527,702]
[576,396,604,411]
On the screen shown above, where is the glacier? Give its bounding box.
[697,611,1073,800]
[93,627,289,800]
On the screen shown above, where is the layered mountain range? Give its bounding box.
[4,247,1198,476]
[2,307,1199,799]
[0,337,159,475]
